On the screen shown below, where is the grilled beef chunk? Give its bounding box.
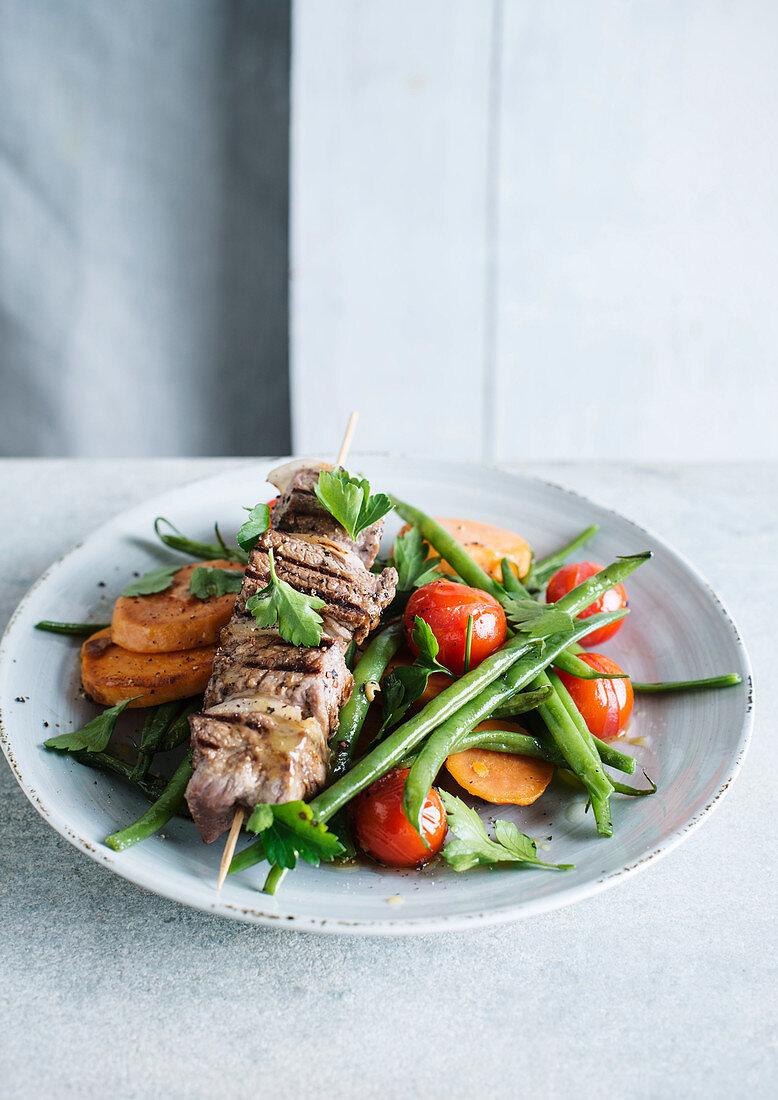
[239,530,396,645]
[269,462,383,566]
[185,461,398,843]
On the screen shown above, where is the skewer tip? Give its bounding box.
[216,807,245,891]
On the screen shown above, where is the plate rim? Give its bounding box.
[0,455,755,935]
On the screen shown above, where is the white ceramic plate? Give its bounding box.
[0,457,753,934]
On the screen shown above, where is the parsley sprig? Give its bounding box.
[389,527,443,591]
[121,565,179,597]
[246,801,344,869]
[236,503,271,553]
[440,792,573,873]
[380,616,449,733]
[188,566,243,599]
[314,468,393,542]
[502,596,575,639]
[245,547,326,647]
[44,697,139,753]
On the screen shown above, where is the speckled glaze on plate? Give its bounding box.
[0,457,754,934]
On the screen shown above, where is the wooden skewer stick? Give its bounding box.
[215,410,360,891]
[335,410,359,468]
[216,807,245,891]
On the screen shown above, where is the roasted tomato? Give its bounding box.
[545,561,627,646]
[403,580,507,676]
[353,768,447,867]
[556,652,634,740]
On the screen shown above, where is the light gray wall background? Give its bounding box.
[2,2,776,461]
[292,0,778,462]
[0,0,291,457]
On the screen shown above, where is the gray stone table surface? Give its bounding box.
[0,459,775,1099]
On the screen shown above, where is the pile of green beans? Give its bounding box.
[248,531,653,889]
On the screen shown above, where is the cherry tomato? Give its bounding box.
[546,561,627,646]
[556,652,634,740]
[403,580,507,676]
[353,768,447,867]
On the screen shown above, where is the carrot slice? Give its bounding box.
[396,518,531,582]
[111,559,243,653]
[81,629,216,708]
[445,720,554,805]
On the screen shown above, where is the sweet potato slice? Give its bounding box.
[81,629,216,708]
[396,518,531,582]
[111,559,243,653]
[445,720,554,805]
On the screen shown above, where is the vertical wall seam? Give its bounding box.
[481,0,503,462]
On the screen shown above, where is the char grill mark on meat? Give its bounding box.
[185,461,398,844]
[238,529,395,645]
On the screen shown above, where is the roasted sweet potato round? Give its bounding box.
[111,559,243,653]
[395,518,531,582]
[81,628,216,708]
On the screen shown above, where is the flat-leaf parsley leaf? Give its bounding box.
[314,469,393,542]
[246,801,344,869]
[440,791,573,873]
[236,503,271,553]
[245,547,326,647]
[380,616,450,732]
[188,565,244,599]
[121,564,179,597]
[389,527,443,590]
[44,697,139,753]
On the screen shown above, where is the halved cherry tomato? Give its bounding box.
[403,580,507,676]
[352,768,447,867]
[555,652,633,740]
[546,561,627,646]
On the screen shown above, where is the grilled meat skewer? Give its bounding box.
[185,462,398,844]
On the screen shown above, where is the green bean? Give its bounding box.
[105,753,193,851]
[553,552,651,615]
[463,614,474,673]
[71,749,169,803]
[500,558,527,595]
[553,648,630,681]
[228,834,266,877]
[559,768,656,798]
[532,670,614,836]
[154,517,248,564]
[546,668,636,776]
[457,729,557,761]
[458,724,636,774]
[486,703,636,774]
[632,674,742,693]
[527,524,600,586]
[35,620,110,636]
[131,701,181,782]
[389,497,504,599]
[329,623,403,778]
[158,697,202,752]
[263,864,286,894]
[486,685,552,715]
